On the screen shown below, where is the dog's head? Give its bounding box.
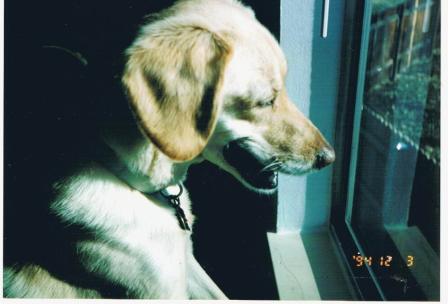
[122,0,335,194]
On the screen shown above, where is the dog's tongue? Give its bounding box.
[223,138,278,189]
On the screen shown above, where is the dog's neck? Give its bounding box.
[101,124,198,194]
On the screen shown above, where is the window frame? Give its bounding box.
[329,0,385,299]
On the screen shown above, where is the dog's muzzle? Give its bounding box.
[222,138,278,190]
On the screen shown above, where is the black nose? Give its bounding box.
[314,147,335,169]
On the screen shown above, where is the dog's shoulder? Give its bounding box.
[5,162,196,298]
[50,163,194,236]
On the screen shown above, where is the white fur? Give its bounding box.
[47,129,224,299]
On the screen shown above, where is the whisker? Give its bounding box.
[261,161,283,172]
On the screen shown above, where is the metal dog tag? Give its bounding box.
[160,184,183,198]
[160,184,190,231]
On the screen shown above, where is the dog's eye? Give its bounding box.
[256,98,275,108]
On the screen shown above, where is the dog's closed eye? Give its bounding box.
[255,98,275,108]
[255,90,279,108]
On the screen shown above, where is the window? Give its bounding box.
[331,0,440,300]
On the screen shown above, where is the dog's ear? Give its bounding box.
[122,27,232,161]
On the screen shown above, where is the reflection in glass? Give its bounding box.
[350,0,440,300]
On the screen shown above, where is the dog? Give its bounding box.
[3,0,335,299]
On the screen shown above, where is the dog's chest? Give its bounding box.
[51,168,194,282]
[52,167,196,297]
[54,166,194,232]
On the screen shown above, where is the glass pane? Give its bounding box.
[350,0,440,300]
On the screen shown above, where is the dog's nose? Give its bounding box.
[314,146,335,169]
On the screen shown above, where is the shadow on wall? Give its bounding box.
[186,162,278,300]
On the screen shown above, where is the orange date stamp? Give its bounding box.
[352,253,414,267]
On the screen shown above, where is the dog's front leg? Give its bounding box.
[186,253,228,299]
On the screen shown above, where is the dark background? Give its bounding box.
[4,0,280,299]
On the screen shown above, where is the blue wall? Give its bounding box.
[278,0,345,232]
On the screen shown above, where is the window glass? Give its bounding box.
[348,0,440,300]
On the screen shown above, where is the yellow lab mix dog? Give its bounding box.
[4,0,335,299]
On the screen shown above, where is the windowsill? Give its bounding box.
[386,226,440,300]
[267,230,356,300]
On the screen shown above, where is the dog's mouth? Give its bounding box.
[222,138,279,191]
